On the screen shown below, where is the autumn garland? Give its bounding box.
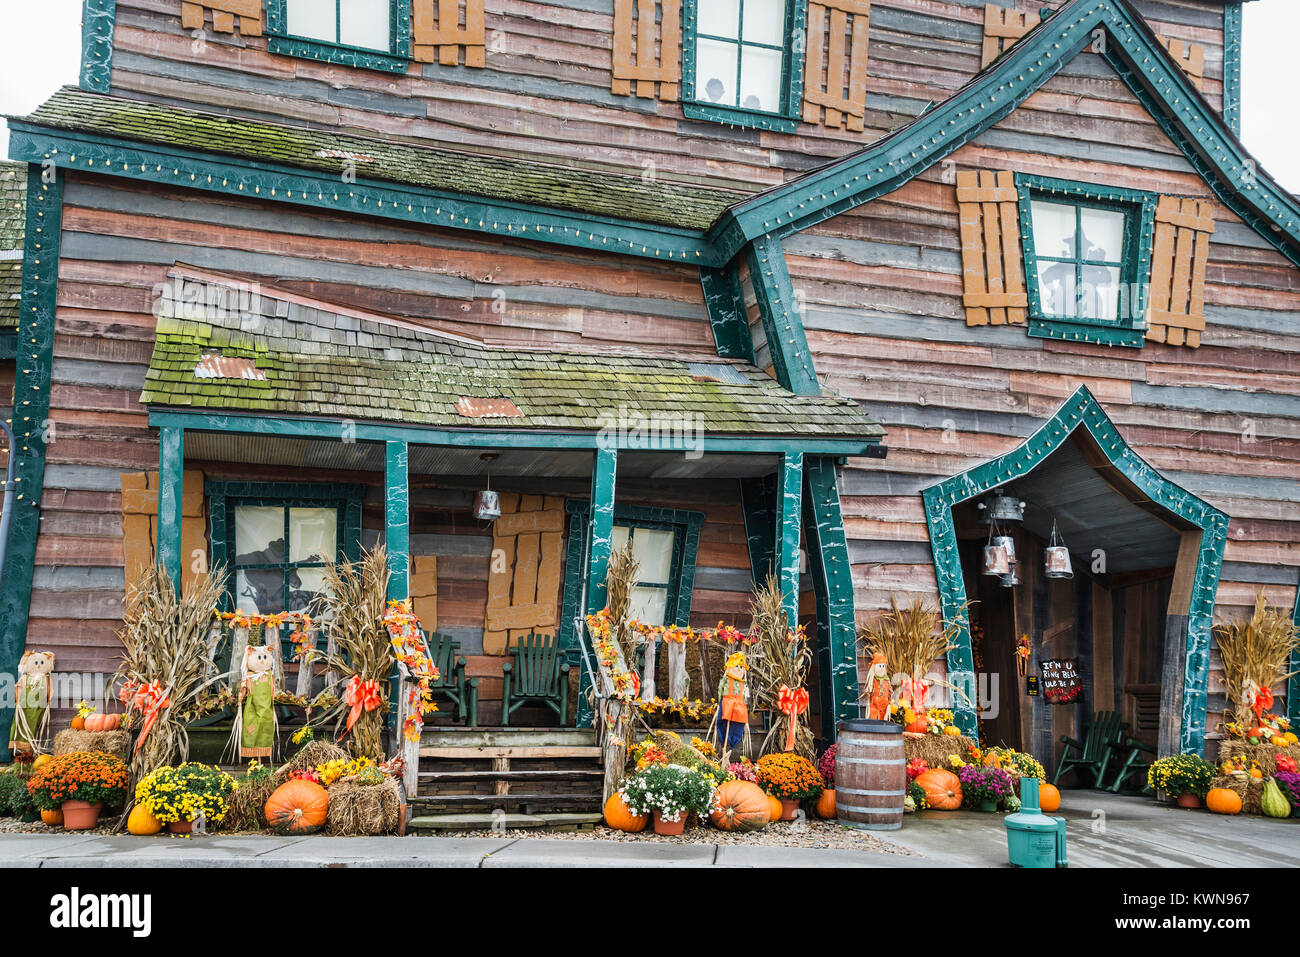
[383,600,441,743]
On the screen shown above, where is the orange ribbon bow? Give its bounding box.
[1254,686,1274,723]
[340,676,383,739]
[129,680,170,754]
[778,684,810,752]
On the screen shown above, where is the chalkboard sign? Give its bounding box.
[1039,658,1081,704]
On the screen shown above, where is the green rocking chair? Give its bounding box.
[1052,710,1128,788]
[501,633,570,726]
[425,631,479,726]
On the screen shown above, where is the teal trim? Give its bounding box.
[1223,3,1243,136]
[681,0,806,132]
[1290,590,1300,727]
[266,0,412,74]
[6,127,719,268]
[584,448,619,617]
[157,426,185,589]
[0,167,62,762]
[699,262,755,363]
[146,409,881,456]
[777,451,803,628]
[803,456,859,740]
[921,386,1228,753]
[80,0,115,94]
[1014,173,1157,349]
[739,474,776,583]
[745,234,819,396]
[385,439,409,601]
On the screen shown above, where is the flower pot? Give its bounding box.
[779,799,799,821]
[167,819,194,834]
[978,799,998,813]
[40,808,64,827]
[652,811,684,836]
[1176,792,1202,809]
[61,800,103,831]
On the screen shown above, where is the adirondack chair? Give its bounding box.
[1052,710,1128,787]
[501,633,570,726]
[425,631,479,726]
[1105,734,1157,793]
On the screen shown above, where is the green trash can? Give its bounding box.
[1004,778,1068,868]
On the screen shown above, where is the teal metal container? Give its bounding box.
[1004,778,1068,868]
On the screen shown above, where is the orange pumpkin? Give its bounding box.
[1038,782,1061,813]
[102,713,120,731]
[84,714,104,732]
[1206,787,1242,815]
[905,716,930,734]
[41,809,64,827]
[70,716,85,731]
[915,769,962,810]
[603,792,648,832]
[766,792,783,822]
[815,788,836,819]
[709,781,771,832]
[264,779,330,835]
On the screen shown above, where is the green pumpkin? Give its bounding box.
[1262,778,1292,819]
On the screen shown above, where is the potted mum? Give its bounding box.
[26,750,129,830]
[957,764,1016,812]
[620,763,715,835]
[756,752,824,820]
[1147,754,1215,808]
[136,762,236,833]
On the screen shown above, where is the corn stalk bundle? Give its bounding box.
[748,573,814,759]
[858,595,969,711]
[1214,591,1299,728]
[310,546,394,760]
[593,542,642,799]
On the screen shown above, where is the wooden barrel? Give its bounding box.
[835,718,905,830]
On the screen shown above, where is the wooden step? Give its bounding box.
[408,812,603,832]
[419,727,597,749]
[419,768,603,781]
[419,746,602,760]
[410,793,599,808]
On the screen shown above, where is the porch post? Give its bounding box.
[157,426,185,591]
[776,452,803,627]
[577,446,617,728]
[385,440,409,602]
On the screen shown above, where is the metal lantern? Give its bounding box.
[474,453,502,521]
[993,535,1017,564]
[1044,520,1073,580]
[983,541,1012,576]
[979,490,1027,525]
[1001,562,1021,588]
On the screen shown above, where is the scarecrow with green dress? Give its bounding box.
[9,651,54,754]
[238,644,278,759]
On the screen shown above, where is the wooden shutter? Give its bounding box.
[483,493,565,654]
[611,0,681,101]
[1160,36,1205,91]
[413,0,486,68]
[120,469,208,591]
[1146,196,1215,348]
[981,4,1040,69]
[179,0,263,36]
[410,555,438,631]
[956,170,1027,326]
[802,0,871,132]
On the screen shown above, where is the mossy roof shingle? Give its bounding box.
[140,285,882,440]
[0,161,25,331]
[18,87,739,231]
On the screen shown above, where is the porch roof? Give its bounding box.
[0,160,24,330]
[139,282,883,444]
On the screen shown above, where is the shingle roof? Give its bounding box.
[18,87,738,231]
[0,161,25,331]
[140,279,882,440]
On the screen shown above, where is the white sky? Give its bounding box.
[0,1,1296,191]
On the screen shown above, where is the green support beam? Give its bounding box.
[156,426,185,590]
[0,167,63,760]
[744,235,820,396]
[739,474,777,584]
[1223,2,1243,136]
[699,262,755,363]
[576,447,617,728]
[384,440,409,603]
[80,0,115,94]
[777,452,803,628]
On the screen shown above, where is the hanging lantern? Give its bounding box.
[1044,520,1073,580]
[474,453,502,521]
[993,535,1017,564]
[983,541,1011,576]
[1001,562,1020,588]
[979,490,1026,525]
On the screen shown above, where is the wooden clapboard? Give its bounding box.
[483,493,564,654]
[802,0,871,132]
[413,0,487,67]
[956,170,1028,326]
[611,0,681,101]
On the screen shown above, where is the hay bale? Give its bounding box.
[52,729,131,760]
[1209,773,1266,815]
[1216,740,1295,778]
[222,773,277,832]
[325,777,402,836]
[273,740,348,785]
[904,732,972,769]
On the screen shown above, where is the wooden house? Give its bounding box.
[2,0,1297,803]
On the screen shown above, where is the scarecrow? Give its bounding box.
[715,652,749,752]
[864,652,891,722]
[9,651,54,754]
[237,644,277,759]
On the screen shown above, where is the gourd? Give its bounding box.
[914,769,962,811]
[1038,782,1062,812]
[1261,778,1292,819]
[766,792,783,822]
[943,725,962,736]
[127,804,164,835]
[41,808,63,827]
[709,781,771,831]
[265,779,330,834]
[1205,787,1242,815]
[603,792,648,832]
[815,788,836,819]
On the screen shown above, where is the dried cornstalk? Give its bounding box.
[748,573,814,759]
[593,542,642,800]
[1215,591,1299,728]
[858,595,971,710]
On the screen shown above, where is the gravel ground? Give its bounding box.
[0,817,119,836]
[447,817,915,854]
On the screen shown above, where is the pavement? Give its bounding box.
[2,792,1295,866]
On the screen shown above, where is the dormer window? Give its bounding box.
[683,0,806,132]
[267,0,411,73]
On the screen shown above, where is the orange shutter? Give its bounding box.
[120,470,208,592]
[802,0,871,132]
[1146,197,1215,348]
[179,0,262,36]
[956,170,1027,326]
[1159,37,1205,91]
[611,0,682,101]
[483,493,565,654]
[410,555,438,631]
[981,4,1040,69]
[413,0,486,68]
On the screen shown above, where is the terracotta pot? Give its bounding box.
[40,808,64,827]
[779,799,799,821]
[61,800,103,831]
[167,819,194,834]
[652,811,685,836]
[1176,792,1202,809]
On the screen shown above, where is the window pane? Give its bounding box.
[1037,260,1076,317]
[236,569,285,614]
[1030,200,1077,260]
[235,506,285,566]
[696,38,739,106]
[742,0,786,45]
[290,507,337,563]
[698,0,741,38]
[632,527,675,583]
[290,566,331,612]
[629,586,669,626]
[339,0,391,51]
[1079,207,1125,264]
[611,525,631,553]
[286,0,337,42]
[739,44,783,112]
[1079,264,1122,321]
